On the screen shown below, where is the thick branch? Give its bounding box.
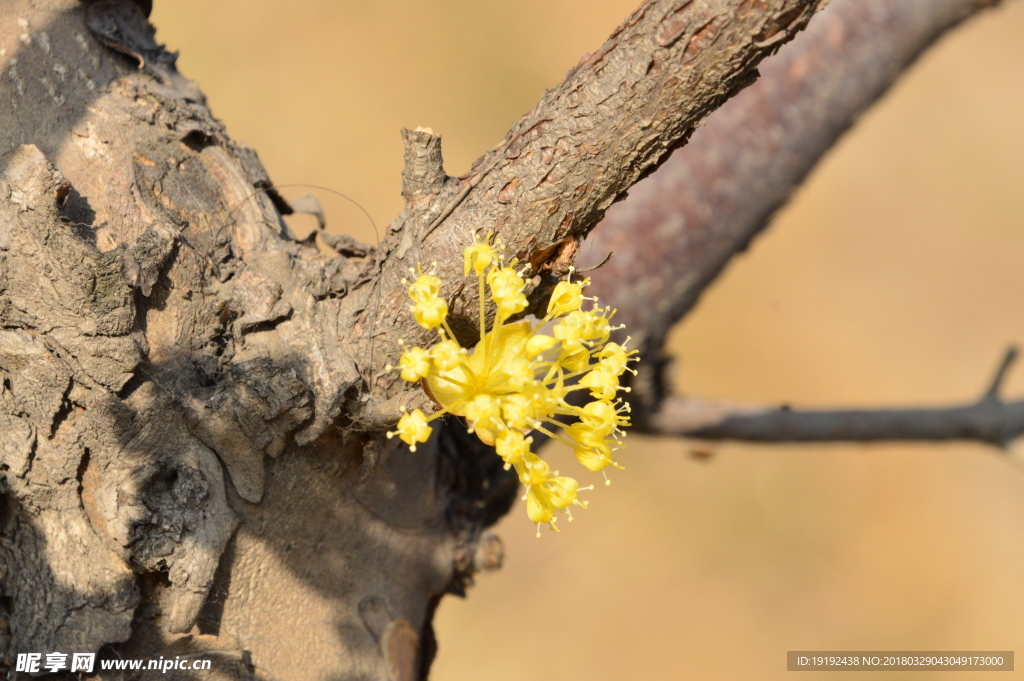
[580,0,1000,360]
[642,349,1024,447]
[355,0,828,415]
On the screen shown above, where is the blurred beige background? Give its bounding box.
[152,2,1024,679]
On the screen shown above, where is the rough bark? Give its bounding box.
[0,0,1004,679]
[358,0,826,427]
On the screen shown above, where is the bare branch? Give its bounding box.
[642,349,1024,447]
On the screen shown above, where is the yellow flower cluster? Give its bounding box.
[387,238,637,536]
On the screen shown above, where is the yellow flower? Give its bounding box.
[430,339,466,371]
[412,296,448,330]
[390,239,637,533]
[407,272,441,303]
[578,365,620,400]
[519,455,586,536]
[488,266,528,317]
[387,409,432,452]
[398,346,431,382]
[546,279,586,317]
[464,394,503,444]
[572,438,622,473]
[595,341,637,376]
[582,399,631,437]
[495,431,532,469]
[464,242,496,276]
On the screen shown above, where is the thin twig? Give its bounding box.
[985,346,1018,398]
[641,348,1024,447]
